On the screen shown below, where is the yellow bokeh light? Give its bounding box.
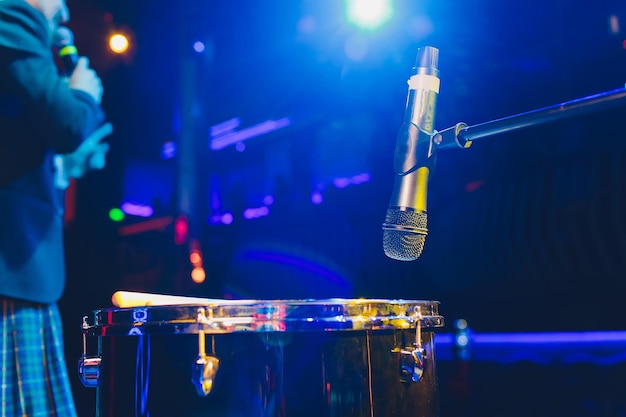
[191,267,206,284]
[109,34,129,54]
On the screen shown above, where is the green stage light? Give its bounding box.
[109,208,125,222]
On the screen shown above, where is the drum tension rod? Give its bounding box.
[78,315,102,388]
[192,307,220,397]
[398,306,426,384]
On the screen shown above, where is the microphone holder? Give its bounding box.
[434,85,626,152]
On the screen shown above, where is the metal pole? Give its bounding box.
[457,86,626,143]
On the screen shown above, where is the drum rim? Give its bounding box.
[83,298,444,335]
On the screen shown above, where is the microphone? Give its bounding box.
[51,26,110,188]
[382,46,440,261]
[53,26,79,74]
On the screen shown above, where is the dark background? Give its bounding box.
[56,0,626,415]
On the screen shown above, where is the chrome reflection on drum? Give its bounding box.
[79,298,444,417]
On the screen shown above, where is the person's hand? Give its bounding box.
[68,57,103,104]
[54,123,113,188]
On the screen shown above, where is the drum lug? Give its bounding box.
[78,315,101,387]
[192,354,220,397]
[78,355,102,388]
[399,347,425,383]
[192,308,220,397]
[396,306,426,383]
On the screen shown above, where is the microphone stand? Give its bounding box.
[435,85,626,151]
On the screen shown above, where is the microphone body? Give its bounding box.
[54,26,78,74]
[383,46,440,261]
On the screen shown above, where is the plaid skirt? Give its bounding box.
[0,298,77,417]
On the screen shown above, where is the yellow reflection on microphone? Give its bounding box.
[414,166,429,213]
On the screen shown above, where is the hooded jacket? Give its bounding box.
[0,0,105,303]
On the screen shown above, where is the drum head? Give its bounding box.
[85,298,443,336]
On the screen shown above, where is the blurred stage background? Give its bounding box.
[58,0,626,415]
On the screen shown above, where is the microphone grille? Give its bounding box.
[53,26,74,47]
[382,209,428,261]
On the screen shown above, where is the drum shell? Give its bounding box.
[93,328,439,417]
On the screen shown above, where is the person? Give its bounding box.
[0,0,110,415]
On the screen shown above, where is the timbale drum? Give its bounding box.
[79,298,444,417]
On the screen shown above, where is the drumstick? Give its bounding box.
[111,291,225,308]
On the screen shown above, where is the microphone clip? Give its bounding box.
[433,122,473,151]
[393,122,437,176]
